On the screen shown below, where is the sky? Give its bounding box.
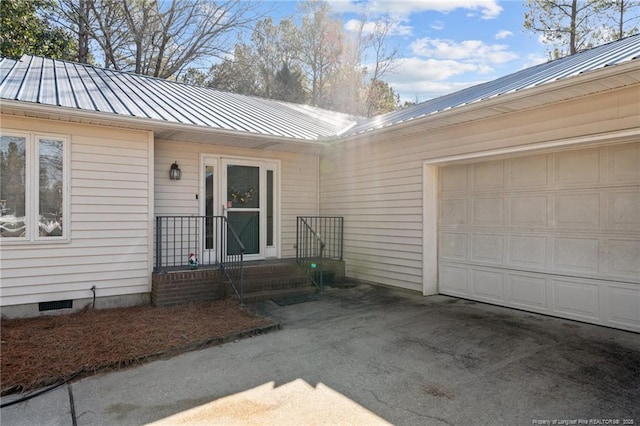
[265,0,549,103]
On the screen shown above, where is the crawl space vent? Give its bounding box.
[39,300,73,311]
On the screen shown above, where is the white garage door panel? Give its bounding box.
[552,277,600,320]
[608,286,640,328]
[508,235,547,268]
[508,273,548,311]
[607,239,640,277]
[438,232,640,283]
[471,268,505,302]
[438,142,640,332]
[440,263,640,330]
[440,264,469,296]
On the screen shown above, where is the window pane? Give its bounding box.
[205,165,215,250]
[0,136,27,238]
[267,170,273,246]
[39,139,64,237]
[227,165,259,208]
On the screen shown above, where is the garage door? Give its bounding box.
[438,142,640,332]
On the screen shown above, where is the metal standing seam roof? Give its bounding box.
[342,34,640,138]
[0,55,358,141]
[1,34,639,141]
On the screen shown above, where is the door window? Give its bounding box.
[226,164,260,256]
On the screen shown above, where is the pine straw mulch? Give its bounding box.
[0,299,276,396]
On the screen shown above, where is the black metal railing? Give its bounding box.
[296,216,344,291]
[155,216,245,303]
[220,221,245,304]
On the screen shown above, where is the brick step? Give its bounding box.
[242,274,309,282]
[241,266,308,278]
[152,259,343,307]
[240,277,310,293]
[241,286,317,304]
[227,277,310,294]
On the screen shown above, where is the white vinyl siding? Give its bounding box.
[154,140,319,258]
[0,116,152,307]
[438,142,640,332]
[320,149,425,291]
[320,85,638,295]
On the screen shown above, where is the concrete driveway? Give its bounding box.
[2,283,639,425]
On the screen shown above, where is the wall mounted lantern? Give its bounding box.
[169,161,182,180]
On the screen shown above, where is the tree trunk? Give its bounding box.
[619,0,624,39]
[570,0,578,54]
[77,0,90,63]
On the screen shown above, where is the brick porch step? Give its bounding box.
[241,285,318,304]
[152,259,344,307]
[239,276,310,292]
[227,261,315,300]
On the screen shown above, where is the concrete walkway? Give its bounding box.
[2,284,639,425]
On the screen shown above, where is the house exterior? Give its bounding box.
[1,36,638,332]
[321,36,640,333]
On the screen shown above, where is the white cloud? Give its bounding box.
[495,30,513,40]
[344,19,370,33]
[521,53,548,68]
[393,23,413,36]
[389,76,484,103]
[411,37,518,64]
[390,57,480,83]
[476,64,495,74]
[336,0,503,20]
[329,1,368,15]
[431,20,445,30]
[338,1,503,46]
[344,18,411,36]
[385,36,521,101]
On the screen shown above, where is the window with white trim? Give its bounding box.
[0,132,69,241]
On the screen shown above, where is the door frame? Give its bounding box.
[221,158,265,261]
[200,154,281,261]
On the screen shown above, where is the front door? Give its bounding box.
[202,156,279,262]
[222,159,264,260]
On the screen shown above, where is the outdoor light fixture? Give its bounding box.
[169,161,182,180]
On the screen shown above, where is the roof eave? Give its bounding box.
[0,100,332,154]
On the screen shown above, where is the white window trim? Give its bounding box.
[265,161,281,259]
[1,130,70,244]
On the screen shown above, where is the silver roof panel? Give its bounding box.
[0,55,357,141]
[1,34,638,141]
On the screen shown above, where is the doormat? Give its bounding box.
[327,279,359,289]
[271,294,317,306]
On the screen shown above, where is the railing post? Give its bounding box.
[218,216,245,305]
[340,217,344,260]
[239,252,244,305]
[155,216,162,272]
[319,242,324,292]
